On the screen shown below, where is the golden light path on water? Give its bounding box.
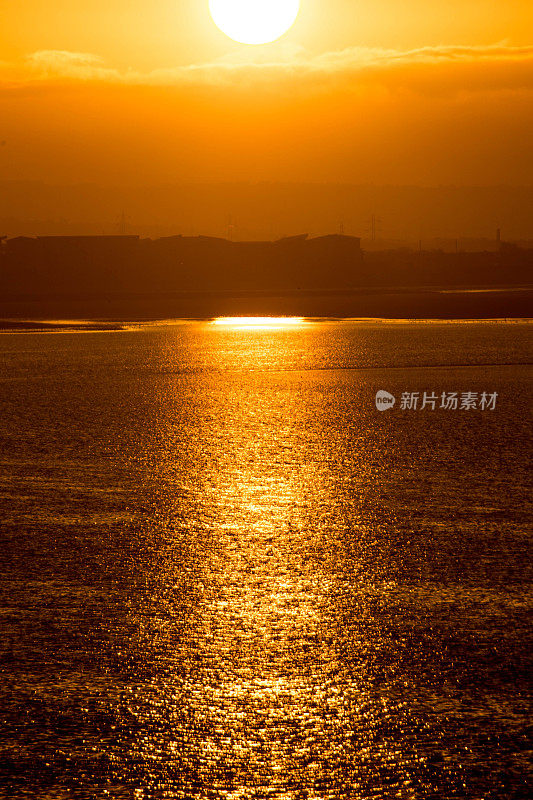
[212,317,306,330]
[123,320,418,799]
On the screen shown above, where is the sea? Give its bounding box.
[0,319,532,800]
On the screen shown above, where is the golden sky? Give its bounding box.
[1,1,532,185]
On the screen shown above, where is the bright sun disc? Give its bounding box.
[209,0,300,45]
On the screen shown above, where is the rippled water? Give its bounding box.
[0,320,532,800]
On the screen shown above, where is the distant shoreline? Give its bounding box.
[1,320,532,334]
[0,287,531,324]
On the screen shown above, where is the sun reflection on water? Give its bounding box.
[120,326,422,799]
[212,317,306,330]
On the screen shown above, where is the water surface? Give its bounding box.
[0,321,532,799]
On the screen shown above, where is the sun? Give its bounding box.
[209,0,300,45]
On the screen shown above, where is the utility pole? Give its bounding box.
[364,214,381,243]
[118,210,127,235]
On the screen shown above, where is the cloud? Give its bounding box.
[137,43,533,93]
[26,50,121,81]
[1,42,533,96]
[28,51,106,69]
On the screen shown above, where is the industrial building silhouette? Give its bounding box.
[0,234,362,293]
[0,233,531,319]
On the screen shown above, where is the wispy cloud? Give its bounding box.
[1,43,532,95]
[26,50,121,81]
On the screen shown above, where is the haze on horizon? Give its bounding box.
[1,1,532,188]
[2,182,533,242]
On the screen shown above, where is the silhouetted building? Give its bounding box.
[1,233,362,293]
[1,234,531,306]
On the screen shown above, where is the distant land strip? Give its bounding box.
[1,234,531,319]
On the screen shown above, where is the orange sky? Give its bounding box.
[1,1,532,185]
